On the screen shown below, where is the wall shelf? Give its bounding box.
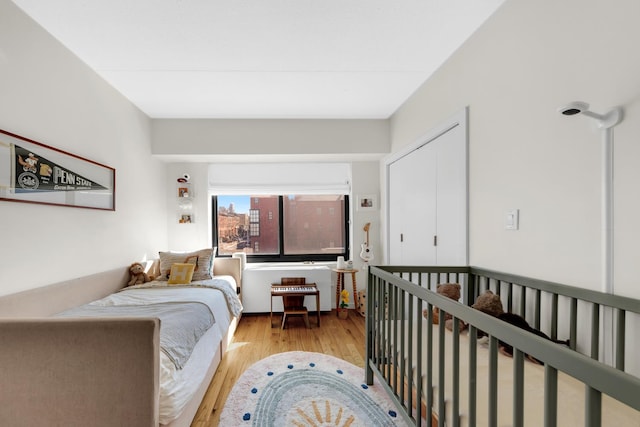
[177,182,194,223]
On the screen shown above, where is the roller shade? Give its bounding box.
[208,163,351,195]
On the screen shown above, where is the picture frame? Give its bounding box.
[356,194,376,211]
[0,128,115,211]
[179,213,193,224]
[178,187,189,198]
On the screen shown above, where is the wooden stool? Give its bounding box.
[281,304,310,329]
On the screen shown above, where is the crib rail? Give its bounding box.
[365,265,640,427]
[381,266,639,370]
[469,267,638,371]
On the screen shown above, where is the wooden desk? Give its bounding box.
[333,268,359,313]
[270,284,320,329]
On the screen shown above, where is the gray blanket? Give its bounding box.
[57,302,215,369]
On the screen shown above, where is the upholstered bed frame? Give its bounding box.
[0,257,242,427]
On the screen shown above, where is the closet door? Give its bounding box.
[434,123,467,265]
[389,142,437,265]
[387,111,467,266]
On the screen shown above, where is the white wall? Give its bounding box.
[0,1,168,296]
[164,160,380,301]
[165,163,212,252]
[164,162,381,260]
[350,161,381,289]
[154,118,385,296]
[389,0,640,376]
[152,119,389,160]
[390,0,640,299]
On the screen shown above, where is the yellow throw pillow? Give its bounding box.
[167,263,196,285]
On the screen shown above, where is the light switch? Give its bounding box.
[505,209,519,230]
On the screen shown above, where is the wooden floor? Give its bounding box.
[190,309,366,427]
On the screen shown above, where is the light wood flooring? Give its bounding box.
[190,310,366,427]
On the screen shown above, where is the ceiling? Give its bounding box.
[12,0,504,119]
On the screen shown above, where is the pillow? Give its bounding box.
[167,263,196,285]
[158,248,215,281]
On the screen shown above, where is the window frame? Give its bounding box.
[212,195,350,262]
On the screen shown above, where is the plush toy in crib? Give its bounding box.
[422,283,465,331]
[495,312,570,363]
[470,290,505,339]
[471,290,569,363]
[471,290,505,317]
[127,262,152,286]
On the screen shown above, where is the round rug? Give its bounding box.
[220,351,408,426]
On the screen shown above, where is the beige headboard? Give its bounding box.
[148,257,242,292]
[214,257,242,294]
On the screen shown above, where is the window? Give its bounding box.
[213,194,349,262]
[249,209,260,237]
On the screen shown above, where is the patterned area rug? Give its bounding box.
[220,351,409,426]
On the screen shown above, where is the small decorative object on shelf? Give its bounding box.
[338,289,349,319]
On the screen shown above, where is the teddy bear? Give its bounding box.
[471,290,504,317]
[127,262,152,286]
[470,289,504,339]
[422,283,463,331]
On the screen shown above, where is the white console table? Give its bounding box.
[241,264,332,313]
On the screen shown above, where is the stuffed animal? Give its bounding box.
[471,290,505,339]
[471,290,504,317]
[495,312,570,364]
[422,283,463,331]
[471,290,569,363]
[127,262,152,286]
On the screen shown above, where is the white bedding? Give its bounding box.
[88,276,241,424]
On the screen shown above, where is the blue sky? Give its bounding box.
[218,195,249,213]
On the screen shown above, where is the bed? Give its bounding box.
[0,255,242,427]
[365,266,640,427]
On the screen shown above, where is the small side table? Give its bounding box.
[333,268,359,313]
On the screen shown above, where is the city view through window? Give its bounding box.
[215,195,347,259]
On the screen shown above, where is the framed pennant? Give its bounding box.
[0,128,115,211]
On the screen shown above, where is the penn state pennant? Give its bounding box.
[13,143,107,193]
